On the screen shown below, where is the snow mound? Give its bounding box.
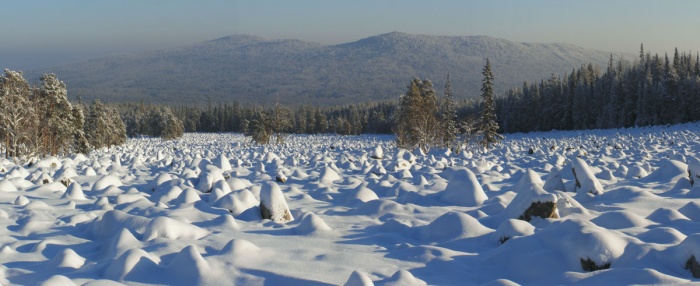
[165,245,215,285]
[39,275,77,286]
[542,167,565,192]
[142,216,208,241]
[226,177,252,191]
[103,228,142,258]
[646,207,690,224]
[86,210,151,239]
[0,179,18,192]
[172,188,201,204]
[353,199,414,218]
[91,175,123,192]
[294,212,333,235]
[540,219,628,268]
[221,238,262,259]
[679,201,700,221]
[14,195,30,206]
[591,211,650,229]
[637,227,686,244]
[259,181,293,223]
[640,159,688,184]
[213,154,232,172]
[421,212,493,242]
[493,219,535,243]
[104,248,159,281]
[351,187,379,203]
[381,269,426,286]
[45,248,85,269]
[440,167,488,207]
[62,182,87,200]
[343,270,374,286]
[216,191,259,215]
[319,166,341,183]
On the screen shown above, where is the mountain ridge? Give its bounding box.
[26,32,631,106]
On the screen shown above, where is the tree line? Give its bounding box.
[0,69,126,160]
[496,46,700,133]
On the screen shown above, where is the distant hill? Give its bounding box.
[27,32,629,106]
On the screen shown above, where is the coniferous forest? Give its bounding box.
[135,46,700,141]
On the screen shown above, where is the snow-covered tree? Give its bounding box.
[395,77,440,152]
[0,70,37,158]
[84,100,126,149]
[440,74,458,149]
[36,73,76,156]
[478,59,503,149]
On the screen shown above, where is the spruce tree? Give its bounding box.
[478,59,503,149]
[440,74,458,149]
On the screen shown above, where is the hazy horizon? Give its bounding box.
[2,0,699,70]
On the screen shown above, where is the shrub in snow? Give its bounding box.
[440,167,488,207]
[259,181,293,223]
[571,157,604,197]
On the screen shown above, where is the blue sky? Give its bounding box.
[2,0,699,69]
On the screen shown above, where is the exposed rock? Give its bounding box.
[518,201,558,222]
[580,257,610,272]
[686,255,700,278]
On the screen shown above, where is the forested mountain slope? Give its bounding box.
[29,32,625,106]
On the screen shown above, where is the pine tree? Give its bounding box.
[37,73,75,156]
[0,70,37,158]
[478,59,503,149]
[440,74,458,149]
[394,78,440,152]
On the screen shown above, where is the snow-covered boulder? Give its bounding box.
[688,156,700,187]
[259,181,293,223]
[571,157,604,197]
[502,169,558,221]
[371,146,383,159]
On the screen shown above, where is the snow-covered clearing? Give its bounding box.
[4,123,700,285]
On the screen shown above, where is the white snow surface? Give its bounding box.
[4,124,700,285]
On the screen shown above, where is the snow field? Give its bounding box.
[3,124,700,284]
